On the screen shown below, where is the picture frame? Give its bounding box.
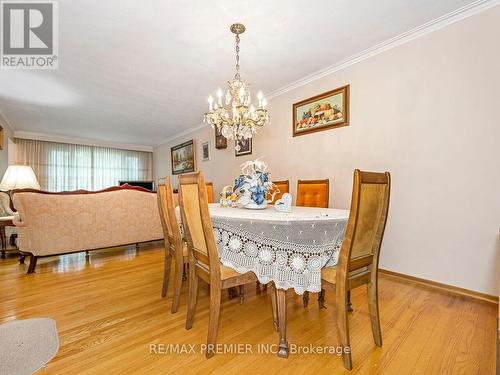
[201,141,210,161]
[214,127,227,149]
[293,84,350,137]
[235,138,252,157]
[171,139,195,175]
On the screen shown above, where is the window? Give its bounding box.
[15,138,152,191]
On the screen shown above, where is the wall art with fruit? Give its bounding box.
[293,85,349,137]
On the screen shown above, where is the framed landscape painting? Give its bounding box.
[171,140,195,175]
[293,84,349,137]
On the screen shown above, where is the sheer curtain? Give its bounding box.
[15,138,153,191]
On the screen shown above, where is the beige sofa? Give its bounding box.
[12,185,163,273]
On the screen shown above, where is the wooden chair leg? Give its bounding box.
[269,282,279,331]
[1,227,5,258]
[367,281,382,346]
[1,226,5,245]
[27,255,38,274]
[347,290,353,312]
[185,268,199,330]
[336,286,352,370]
[161,251,172,298]
[206,284,222,358]
[318,289,326,309]
[256,282,268,293]
[302,291,309,307]
[239,284,245,304]
[170,260,184,313]
[256,281,261,294]
[19,254,26,264]
[182,263,187,281]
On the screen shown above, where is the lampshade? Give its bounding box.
[0,165,41,190]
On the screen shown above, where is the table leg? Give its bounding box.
[269,282,279,331]
[276,288,289,358]
[1,226,6,259]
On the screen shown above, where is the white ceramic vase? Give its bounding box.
[245,201,268,210]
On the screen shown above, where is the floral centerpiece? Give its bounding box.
[232,158,277,209]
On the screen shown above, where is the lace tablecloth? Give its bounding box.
[209,204,349,294]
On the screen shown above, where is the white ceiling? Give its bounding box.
[0,0,480,148]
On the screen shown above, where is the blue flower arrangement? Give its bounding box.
[232,159,276,209]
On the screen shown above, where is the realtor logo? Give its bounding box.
[1,1,58,69]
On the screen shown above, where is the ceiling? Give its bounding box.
[0,0,478,148]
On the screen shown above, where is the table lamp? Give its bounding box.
[0,165,41,191]
[0,165,41,213]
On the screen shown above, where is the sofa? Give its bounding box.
[12,184,163,273]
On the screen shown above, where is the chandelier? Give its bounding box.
[204,23,269,146]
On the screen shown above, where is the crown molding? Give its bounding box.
[153,124,206,148]
[266,0,500,99]
[14,131,153,152]
[155,0,499,148]
[0,109,15,133]
[5,0,499,150]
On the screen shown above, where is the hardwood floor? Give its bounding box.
[0,244,496,374]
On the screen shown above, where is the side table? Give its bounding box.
[0,216,18,259]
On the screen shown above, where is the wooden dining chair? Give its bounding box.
[157,177,189,313]
[298,178,329,306]
[321,169,390,370]
[296,179,329,208]
[266,180,289,204]
[205,182,214,204]
[178,171,257,358]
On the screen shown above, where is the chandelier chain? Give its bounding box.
[235,34,240,80]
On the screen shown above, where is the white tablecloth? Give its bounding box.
[209,204,349,294]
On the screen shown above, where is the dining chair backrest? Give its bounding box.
[296,179,329,208]
[178,172,220,279]
[336,170,390,284]
[267,180,289,204]
[157,178,183,259]
[205,182,214,204]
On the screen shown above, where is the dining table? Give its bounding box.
[207,203,350,358]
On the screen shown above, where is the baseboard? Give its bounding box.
[497,319,500,375]
[379,269,498,305]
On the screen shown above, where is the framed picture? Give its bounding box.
[215,127,227,149]
[171,140,195,175]
[235,138,252,157]
[293,84,349,137]
[201,141,210,161]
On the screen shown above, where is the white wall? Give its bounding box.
[154,6,500,295]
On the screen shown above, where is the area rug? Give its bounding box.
[0,318,59,375]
